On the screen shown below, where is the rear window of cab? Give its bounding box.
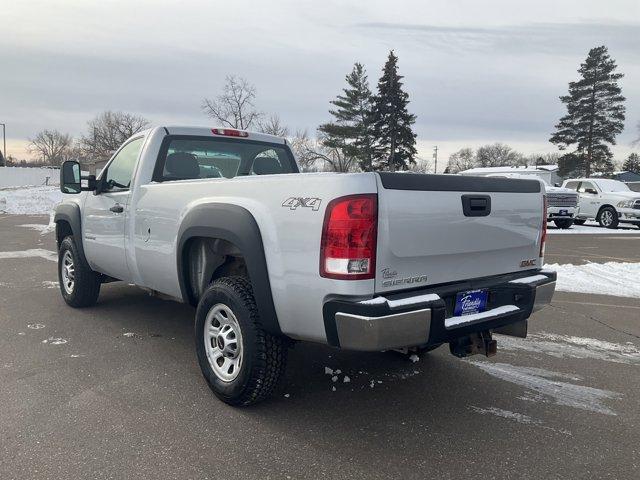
[152,136,298,182]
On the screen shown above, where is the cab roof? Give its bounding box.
[161,126,287,144]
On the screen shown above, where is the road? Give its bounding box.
[1,215,639,479]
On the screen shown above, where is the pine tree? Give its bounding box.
[318,63,375,171]
[623,153,640,173]
[370,51,417,171]
[550,46,625,177]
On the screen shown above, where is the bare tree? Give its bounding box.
[288,130,356,173]
[258,114,289,137]
[202,75,262,130]
[446,148,477,173]
[81,111,149,160]
[407,156,433,173]
[28,130,73,166]
[476,143,524,167]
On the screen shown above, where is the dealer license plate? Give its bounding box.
[454,289,488,316]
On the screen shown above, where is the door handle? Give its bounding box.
[109,204,124,213]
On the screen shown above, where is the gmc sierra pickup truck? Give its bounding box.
[55,126,556,406]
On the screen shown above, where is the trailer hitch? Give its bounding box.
[449,331,497,358]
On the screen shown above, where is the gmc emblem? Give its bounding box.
[520,259,537,268]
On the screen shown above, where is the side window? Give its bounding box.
[103,138,144,191]
[564,181,579,191]
[578,181,596,193]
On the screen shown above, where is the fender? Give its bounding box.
[54,203,89,265]
[176,203,282,335]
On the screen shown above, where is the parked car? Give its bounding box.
[562,178,640,228]
[484,173,579,229]
[54,126,556,406]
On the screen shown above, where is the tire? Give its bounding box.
[597,206,619,229]
[58,236,101,307]
[553,218,574,229]
[195,276,287,406]
[573,219,586,225]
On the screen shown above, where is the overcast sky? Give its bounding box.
[1,0,639,167]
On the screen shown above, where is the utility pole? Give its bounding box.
[0,123,6,161]
[433,145,438,174]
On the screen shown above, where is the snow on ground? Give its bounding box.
[0,186,64,215]
[545,261,640,298]
[548,220,639,235]
[469,361,622,415]
[497,332,640,365]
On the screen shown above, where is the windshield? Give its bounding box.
[595,179,631,192]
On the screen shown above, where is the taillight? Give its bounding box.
[211,128,249,137]
[320,194,378,280]
[540,195,547,257]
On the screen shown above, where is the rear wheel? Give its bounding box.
[597,206,619,229]
[553,218,574,229]
[573,219,586,225]
[195,276,287,406]
[58,236,101,307]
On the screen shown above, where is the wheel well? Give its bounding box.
[182,237,248,304]
[597,204,617,217]
[56,220,73,248]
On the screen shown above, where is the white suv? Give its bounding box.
[562,178,640,229]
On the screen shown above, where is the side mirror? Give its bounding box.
[60,161,96,194]
[554,183,561,187]
[586,188,598,195]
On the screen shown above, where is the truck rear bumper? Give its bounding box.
[323,270,556,351]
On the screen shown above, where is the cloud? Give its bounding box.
[355,21,640,57]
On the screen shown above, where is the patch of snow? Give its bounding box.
[509,274,549,285]
[497,332,640,365]
[324,367,333,375]
[545,262,640,298]
[0,186,64,215]
[17,211,56,235]
[335,369,341,374]
[343,376,351,383]
[409,354,420,363]
[470,406,536,424]
[469,361,621,415]
[42,281,58,289]
[359,293,440,309]
[445,305,519,329]
[122,332,137,338]
[0,249,57,262]
[358,297,387,306]
[284,393,290,398]
[42,337,67,345]
[331,375,338,382]
[548,221,640,235]
[27,323,46,329]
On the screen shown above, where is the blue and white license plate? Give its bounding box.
[559,209,568,216]
[454,289,488,316]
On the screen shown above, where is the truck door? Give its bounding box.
[577,181,600,218]
[82,137,144,282]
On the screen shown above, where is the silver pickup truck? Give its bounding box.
[55,126,556,405]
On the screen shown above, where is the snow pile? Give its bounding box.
[0,186,64,215]
[548,221,639,235]
[545,262,640,298]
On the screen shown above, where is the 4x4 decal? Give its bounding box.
[282,197,322,211]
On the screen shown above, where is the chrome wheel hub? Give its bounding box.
[61,250,75,294]
[204,304,243,382]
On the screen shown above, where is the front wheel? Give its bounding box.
[195,276,287,406]
[553,218,574,229]
[597,207,619,229]
[58,236,101,307]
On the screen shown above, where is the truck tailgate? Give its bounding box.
[375,172,544,294]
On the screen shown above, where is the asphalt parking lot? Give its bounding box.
[1,214,639,479]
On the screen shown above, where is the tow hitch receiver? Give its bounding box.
[450,332,497,358]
